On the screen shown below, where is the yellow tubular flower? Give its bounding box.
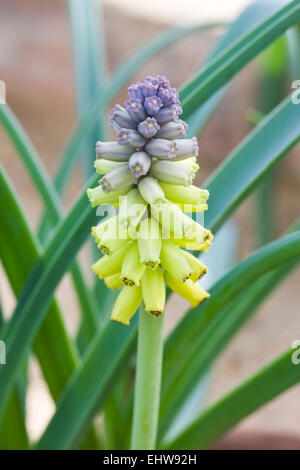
[160,240,192,282]
[111,286,142,325]
[87,76,214,324]
[159,182,209,205]
[141,267,165,316]
[119,188,148,229]
[92,243,129,279]
[137,217,162,269]
[165,272,210,307]
[121,241,146,286]
[171,228,214,251]
[180,249,208,282]
[104,273,123,290]
[171,202,208,213]
[92,225,104,245]
[98,218,129,255]
[151,201,193,239]
[98,236,128,256]
[87,185,133,207]
[94,159,126,175]
[91,214,121,244]
[201,237,213,252]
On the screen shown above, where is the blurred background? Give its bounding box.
[0,0,299,448]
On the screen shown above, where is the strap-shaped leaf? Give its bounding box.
[37,317,138,449]
[0,171,99,424]
[186,0,291,136]
[68,0,107,176]
[0,104,98,345]
[163,347,300,449]
[159,230,300,437]
[180,0,300,119]
[68,0,111,334]
[0,167,98,448]
[0,390,28,449]
[0,167,78,398]
[205,95,300,232]
[158,94,300,436]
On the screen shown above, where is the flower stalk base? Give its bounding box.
[131,305,164,450]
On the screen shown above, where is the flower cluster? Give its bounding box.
[87,75,213,325]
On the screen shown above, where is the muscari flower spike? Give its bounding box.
[87,75,214,325]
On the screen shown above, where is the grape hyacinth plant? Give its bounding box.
[87,75,213,326]
[2,0,300,452]
[87,75,213,449]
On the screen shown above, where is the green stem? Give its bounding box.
[131,305,164,450]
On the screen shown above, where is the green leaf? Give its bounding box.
[205,95,300,232]
[0,105,61,226]
[68,0,107,177]
[0,390,28,450]
[37,317,138,449]
[158,94,300,437]
[158,214,300,443]
[0,172,98,424]
[180,0,300,120]
[288,23,300,78]
[163,348,300,449]
[68,0,111,329]
[159,230,300,438]
[0,165,79,394]
[254,36,288,246]
[0,167,98,448]
[186,0,292,136]
[0,104,98,348]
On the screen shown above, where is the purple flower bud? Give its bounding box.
[171,87,180,103]
[138,117,160,139]
[128,82,144,100]
[171,137,199,160]
[158,87,180,106]
[144,96,163,116]
[157,87,179,106]
[157,87,174,107]
[116,128,146,148]
[157,75,171,88]
[110,104,137,131]
[96,141,133,161]
[154,105,179,125]
[145,75,160,88]
[129,151,152,178]
[125,99,147,123]
[145,138,178,160]
[141,81,158,98]
[99,165,135,193]
[156,120,188,139]
[175,104,183,116]
[151,160,195,186]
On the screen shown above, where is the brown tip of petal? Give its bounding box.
[122,277,136,286]
[98,244,111,255]
[197,269,208,281]
[182,273,192,282]
[148,310,163,316]
[145,261,160,269]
